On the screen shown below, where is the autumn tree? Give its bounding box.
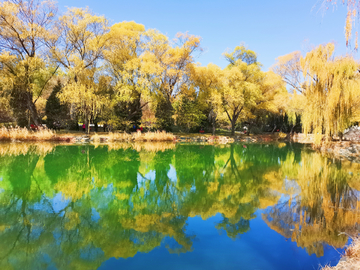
[322,0,360,49]
[190,63,223,135]
[0,86,13,123]
[48,7,110,133]
[299,43,360,142]
[104,21,152,129]
[0,0,58,126]
[142,32,202,131]
[220,46,264,135]
[219,45,288,135]
[224,43,258,65]
[247,71,288,133]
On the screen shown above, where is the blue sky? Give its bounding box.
[57,0,354,70]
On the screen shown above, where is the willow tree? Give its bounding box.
[48,7,110,133]
[0,0,58,126]
[142,32,202,130]
[323,0,360,48]
[300,43,360,142]
[190,63,223,134]
[104,21,150,128]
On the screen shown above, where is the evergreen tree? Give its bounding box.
[113,91,143,130]
[45,81,69,129]
[9,88,29,127]
[175,95,205,132]
[155,98,174,131]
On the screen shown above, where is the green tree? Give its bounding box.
[45,80,69,129]
[155,96,174,131]
[175,91,206,132]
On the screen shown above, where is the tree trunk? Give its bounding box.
[209,109,216,135]
[212,117,216,135]
[290,124,297,135]
[225,108,242,137]
[231,119,236,136]
[85,115,90,134]
[271,125,277,133]
[27,92,41,126]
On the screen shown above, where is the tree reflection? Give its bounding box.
[262,152,360,257]
[0,143,358,269]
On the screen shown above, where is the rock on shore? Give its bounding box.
[344,126,360,142]
[319,142,360,163]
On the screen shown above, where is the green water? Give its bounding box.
[0,142,359,270]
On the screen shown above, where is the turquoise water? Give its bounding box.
[0,142,359,270]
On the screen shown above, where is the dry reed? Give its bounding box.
[322,237,360,270]
[0,127,55,141]
[107,132,132,142]
[105,131,174,142]
[0,127,174,143]
[136,130,175,142]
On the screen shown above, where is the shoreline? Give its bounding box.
[322,238,360,270]
[1,128,359,162]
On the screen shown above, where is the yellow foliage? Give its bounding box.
[299,43,360,142]
[0,0,58,125]
[264,150,360,256]
[49,7,110,131]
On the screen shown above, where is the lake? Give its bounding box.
[0,142,359,270]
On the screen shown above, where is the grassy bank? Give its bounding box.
[322,238,360,270]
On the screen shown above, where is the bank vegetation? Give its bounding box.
[322,238,360,270]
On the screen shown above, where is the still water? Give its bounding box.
[0,142,359,270]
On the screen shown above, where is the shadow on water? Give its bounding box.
[0,142,359,269]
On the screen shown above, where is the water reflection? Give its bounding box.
[262,152,360,257]
[0,142,359,269]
